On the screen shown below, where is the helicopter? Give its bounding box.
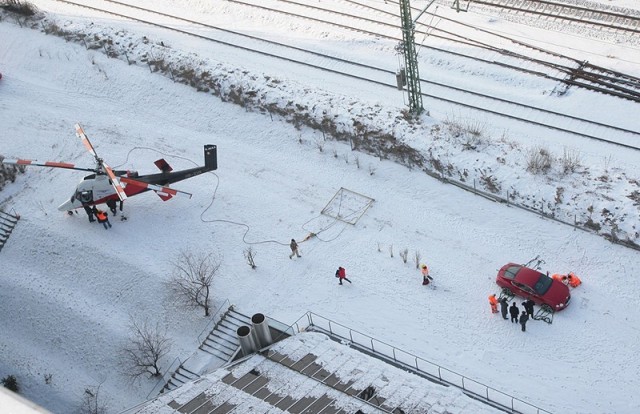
[2,123,217,214]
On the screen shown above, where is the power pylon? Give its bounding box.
[398,0,423,114]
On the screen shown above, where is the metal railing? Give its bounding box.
[197,298,231,345]
[145,356,182,400]
[298,311,552,414]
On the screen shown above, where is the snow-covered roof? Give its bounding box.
[133,331,500,414]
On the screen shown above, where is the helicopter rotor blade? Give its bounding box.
[119,177,192,199]
[75,123,127,201]
[74,123,101,164]
[2,158,96,172]
[103,163,128,201]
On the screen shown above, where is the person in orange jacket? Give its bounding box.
[552,273,568,285]
[488,294,499,313]
[95,209,112,230]
[567,272,582,288]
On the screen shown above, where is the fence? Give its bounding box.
[285,311,552,414]
[439,175,639,252]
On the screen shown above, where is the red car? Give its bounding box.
[496,263,571,311]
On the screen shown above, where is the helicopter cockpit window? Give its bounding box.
[77,190,93,203]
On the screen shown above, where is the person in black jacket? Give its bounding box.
[523,299,535,319]
[499,297,509,320]
[509,302,519,323]
[520,311,529,332]
[106,199,118,216]
[82,202,95,223]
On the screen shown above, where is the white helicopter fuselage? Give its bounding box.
[57,174,119,211]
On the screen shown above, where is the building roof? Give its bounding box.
[133,331,501,413]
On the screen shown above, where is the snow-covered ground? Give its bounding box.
[1,1,639,413]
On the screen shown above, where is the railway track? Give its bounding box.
[466,0,640,35]
[230,0,640,103]
[51,0,640,151]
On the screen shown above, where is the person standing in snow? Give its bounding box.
[488,294,499,313]
[421,264,433,286]
[500,297,509,320]
[95,209,112,230]
[106,199,118,216]
[522,299,535,319]
[336,266,351,285]
[82,202,95,223]
[509,302,519,323]
[289,238,301,259]
[520,310,529,332]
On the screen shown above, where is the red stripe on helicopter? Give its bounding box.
[2,159,76,168]
[45,161,76,168]
[119,177,191,199]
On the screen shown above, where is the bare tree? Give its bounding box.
[79,382,108,414]
[121,317,172,380]
[168,250,220,316]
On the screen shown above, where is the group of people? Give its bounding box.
[289,238,353,286]
[81,198,123,230]
[489,294,535,332]
[552,272,582,288]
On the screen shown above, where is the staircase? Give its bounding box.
[199,307,251,361]
[0,210,20,252]
[161,307,251,393]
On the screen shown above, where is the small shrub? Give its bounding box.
[526,146,552,174]
[1,0,37,16]
[399,248,408,263]
[560,148,581,174]
[627,190,640,206]
[244,247,257,269]
[1,375,19,392]
[584,218,601,231]
[555,187,564,205]
[479,169,501,193]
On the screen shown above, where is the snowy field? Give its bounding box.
[1,1,640,413]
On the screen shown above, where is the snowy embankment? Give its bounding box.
[5,9,638,249]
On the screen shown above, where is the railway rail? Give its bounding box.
[230,0,640,102]
[465,0,640,35]
[51,0,640,151]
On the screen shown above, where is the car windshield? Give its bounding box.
[534,274,553,295]
[503,266,521,279]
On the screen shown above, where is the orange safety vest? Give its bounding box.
[96,211,107,221]
[552,274,568,285]
[567,273,582,288]
[488,295,498,306]
[421,266,429,277]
